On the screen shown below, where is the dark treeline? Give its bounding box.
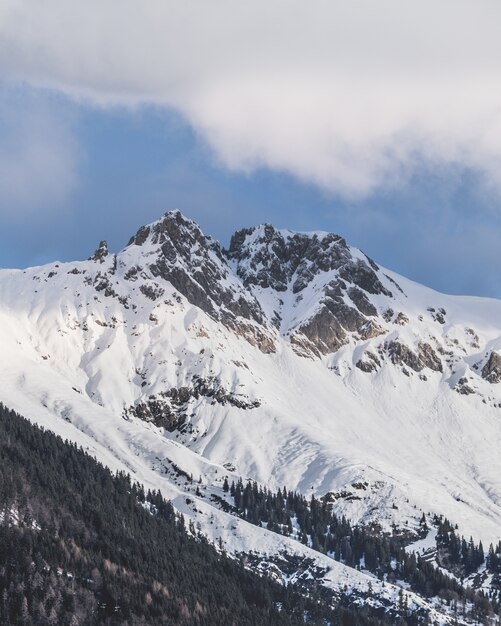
[0,403,401,626]
[225,478,500,619]
[488,542,501,584]
[436,517,501,580]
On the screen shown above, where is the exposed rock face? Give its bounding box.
[292,277,387,356]
[128,211,276,353]
[139,283,165,301]
[125,376,261,430]
[428,307,447,325]
[356,351,381,373]
[138,213,262,321]
[78,213,482,380]
[92,271,119,298]
[455,377,476,395]
[89,240,109,262]
[338,259,390,296]
[394,312,409,326]
[228,224,392,297]
[227,224,394,356]
[85,213,453,360]
[291,278,386,355]
[348,286,377,316]
[482,352,501,383]
[382,308,394,322]
[359,320,385,341]
[465,328,480,349]
[418,343,443,372]
[294,307,348,356]
[120,214,406,357]
[385,341,443,373]
[125,396,186,431]
[83,213,405,357]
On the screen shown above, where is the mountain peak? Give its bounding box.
[3,210,501,621]
[120,209,277,353]
[89,240,109,262]
[127,209,201,248]
[227,221,381,295]
[120,211,396,356]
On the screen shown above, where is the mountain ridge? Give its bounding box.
[1,209,501,622]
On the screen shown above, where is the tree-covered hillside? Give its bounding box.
[0,404,393,626]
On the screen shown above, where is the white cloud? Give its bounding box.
[0,86,79,215]
[1,0,501,197]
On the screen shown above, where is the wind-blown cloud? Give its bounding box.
[1,0,501,197]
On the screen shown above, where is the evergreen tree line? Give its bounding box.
[0,403,403,626]
[436,517,501,578]
[225,478,500,618]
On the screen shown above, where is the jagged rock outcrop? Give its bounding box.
[78,213,412,357]
[394,312,409,326]
[120,212,407,357]
[82,213,472,363]
[227,224,396,356]
[291,281,386,355]
[293,308,348,356]
[455,377,476,395]
[227,224,392,297]
[385,340,443,373]
[356,351,381,373]
[64,213,488,381]
[127,211,276,353]
[125,376,261,430]
[348,286,378,316]
[481,351,501,383]
[428,307,447,324]
[89,240,109,262]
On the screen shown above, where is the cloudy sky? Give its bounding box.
[1,1,501,296]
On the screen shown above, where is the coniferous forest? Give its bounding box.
[0,403,406,626]
[220,478,500,619]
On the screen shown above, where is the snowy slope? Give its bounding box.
[0,209,500,620]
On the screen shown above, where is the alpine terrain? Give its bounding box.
[1,209,500,624]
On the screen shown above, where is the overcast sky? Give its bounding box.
[1,1,501,297]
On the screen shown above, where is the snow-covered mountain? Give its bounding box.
[1,209,500,621]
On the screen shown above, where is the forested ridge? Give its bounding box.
[0,403,402,626]
[220,478,500,620]
[1,402,500,626]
